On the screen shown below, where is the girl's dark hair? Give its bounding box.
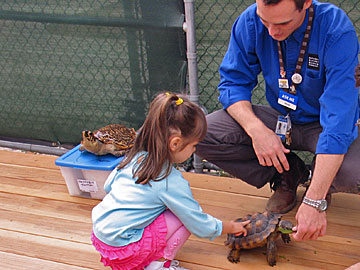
[263,0,307,11]
[117,92,207,185]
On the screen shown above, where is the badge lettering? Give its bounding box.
[308,53,320,71]
[278,90,298,110]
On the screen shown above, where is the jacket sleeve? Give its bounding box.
[157,169,223,240]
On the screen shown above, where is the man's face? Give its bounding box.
[256,0,310,41]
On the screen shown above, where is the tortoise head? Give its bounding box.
[82,130,97,143]
[80,130,100,153]
[278,220,294,234]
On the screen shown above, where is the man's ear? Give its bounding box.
[169,136,183,152]
[303,0,312,10]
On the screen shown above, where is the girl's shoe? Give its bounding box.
[162,260,190,270]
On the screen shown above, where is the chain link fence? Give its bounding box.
[0,0,186,146]
[195,0,360,164]
[0,0,359,157]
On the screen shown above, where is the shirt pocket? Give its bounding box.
[302,70,324,107]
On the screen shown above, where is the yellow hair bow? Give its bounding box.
[175,97,183,106]
[165,92,183,105]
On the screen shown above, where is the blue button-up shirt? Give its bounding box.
[218,0,359,154]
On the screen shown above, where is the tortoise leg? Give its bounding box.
[281,232,291,244]
[227,248,241,263]
[266,232,278,266]
[113,150,126,157]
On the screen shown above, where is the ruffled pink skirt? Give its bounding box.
[91,213,168,270]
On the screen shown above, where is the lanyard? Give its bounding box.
[277,4,314,95]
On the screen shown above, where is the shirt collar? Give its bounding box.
[289,8,310,43]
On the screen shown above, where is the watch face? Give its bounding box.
[318,200,328,211]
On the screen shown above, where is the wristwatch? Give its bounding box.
[302,197,328,212]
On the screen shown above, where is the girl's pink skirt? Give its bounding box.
[91,213,168,270]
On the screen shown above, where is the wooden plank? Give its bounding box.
[177,238,348,270]
[1,191,359,265]
[183,171,272,198]
[0,150,357,210]
[1,148,359,269]
[0,229,104,269]
[183,172,360,211]
[0,176,98,205]
[0,251,94,270]
[0,208,92,244]
[0,150,58,169]
[2,188,358,269]
[0,163,64,185]
[1,175,360,229]
[1,228,349,270]
[0,192,95,223]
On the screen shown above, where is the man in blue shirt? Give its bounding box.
[197,0,360,242]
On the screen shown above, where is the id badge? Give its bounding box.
[278,90,298,110]
[278,78,289,89]
[275,115,288,140]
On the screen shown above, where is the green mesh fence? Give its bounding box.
[195,0,360,164]
[1,0,360,157]
[0,0,186,146]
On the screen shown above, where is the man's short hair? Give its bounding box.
[263,0,307,11]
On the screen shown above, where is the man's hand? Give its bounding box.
[251,126,290,173]
[292,203,327,241]
[226,101,290,173]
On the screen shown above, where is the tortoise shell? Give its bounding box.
[92,124,136,149]
[225,211,281,250]
[80,124,136,156]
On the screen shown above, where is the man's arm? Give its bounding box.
[293,154,344,241]
[226,100,290,173]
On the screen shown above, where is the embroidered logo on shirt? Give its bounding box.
[308,53,320,71]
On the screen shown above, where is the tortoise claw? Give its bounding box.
[282,233,291,244]
[227,249,240,263]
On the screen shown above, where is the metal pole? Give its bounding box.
[0,140,69,156]
[183,0,199,104]
[183,0,203,173]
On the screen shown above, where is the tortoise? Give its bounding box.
[80,124,137,156]
[225,211,293,266]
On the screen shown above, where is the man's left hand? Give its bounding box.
[292,203,327,241]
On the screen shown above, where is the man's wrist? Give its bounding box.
[302,196,328,212]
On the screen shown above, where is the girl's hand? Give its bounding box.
[232,220,251,236]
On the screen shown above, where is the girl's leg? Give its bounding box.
[163,210,191,260]
[145,210,190,270]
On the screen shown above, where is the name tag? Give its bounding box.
[275,115,288,140]
[278,90,298,110]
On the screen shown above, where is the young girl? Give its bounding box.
[91,92,250,270]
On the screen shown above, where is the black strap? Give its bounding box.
[277,4,314,95]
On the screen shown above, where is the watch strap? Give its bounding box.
[302,196,327,212]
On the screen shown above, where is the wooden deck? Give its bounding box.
[0,148,359,270]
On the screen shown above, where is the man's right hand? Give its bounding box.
[226,100,290,173]
[251,125,290,173]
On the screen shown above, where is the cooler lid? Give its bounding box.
[55,144,124,170]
